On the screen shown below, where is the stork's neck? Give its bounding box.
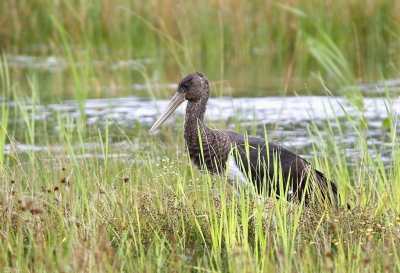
[184,99,211,143]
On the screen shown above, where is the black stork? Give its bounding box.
[150,72,339,205]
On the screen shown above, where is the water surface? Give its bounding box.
[4,93,399,164]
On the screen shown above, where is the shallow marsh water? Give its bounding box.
[3,88,399,166]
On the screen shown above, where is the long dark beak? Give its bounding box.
[149,92,186,134]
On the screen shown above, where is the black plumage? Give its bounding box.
[150,72,339,204]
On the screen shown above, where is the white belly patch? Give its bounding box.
[226,155,250,191]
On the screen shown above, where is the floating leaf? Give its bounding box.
[382,117,391,130]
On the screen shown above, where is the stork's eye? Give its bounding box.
[181,81,190,91]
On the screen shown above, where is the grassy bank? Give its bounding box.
[1,59,400,271]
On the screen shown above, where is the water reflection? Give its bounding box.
[5,54,153,73]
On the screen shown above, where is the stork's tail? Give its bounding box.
[315,170,348,208]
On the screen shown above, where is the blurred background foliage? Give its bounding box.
[0,0,399,99]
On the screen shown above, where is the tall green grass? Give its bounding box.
[0,56,10,165]
[1,57,400,271]
[1,0,399,100]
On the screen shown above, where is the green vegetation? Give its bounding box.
[1,69,399,271]
[1,0,400,272]
[1,0,400,98]
[1,63,400,272]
